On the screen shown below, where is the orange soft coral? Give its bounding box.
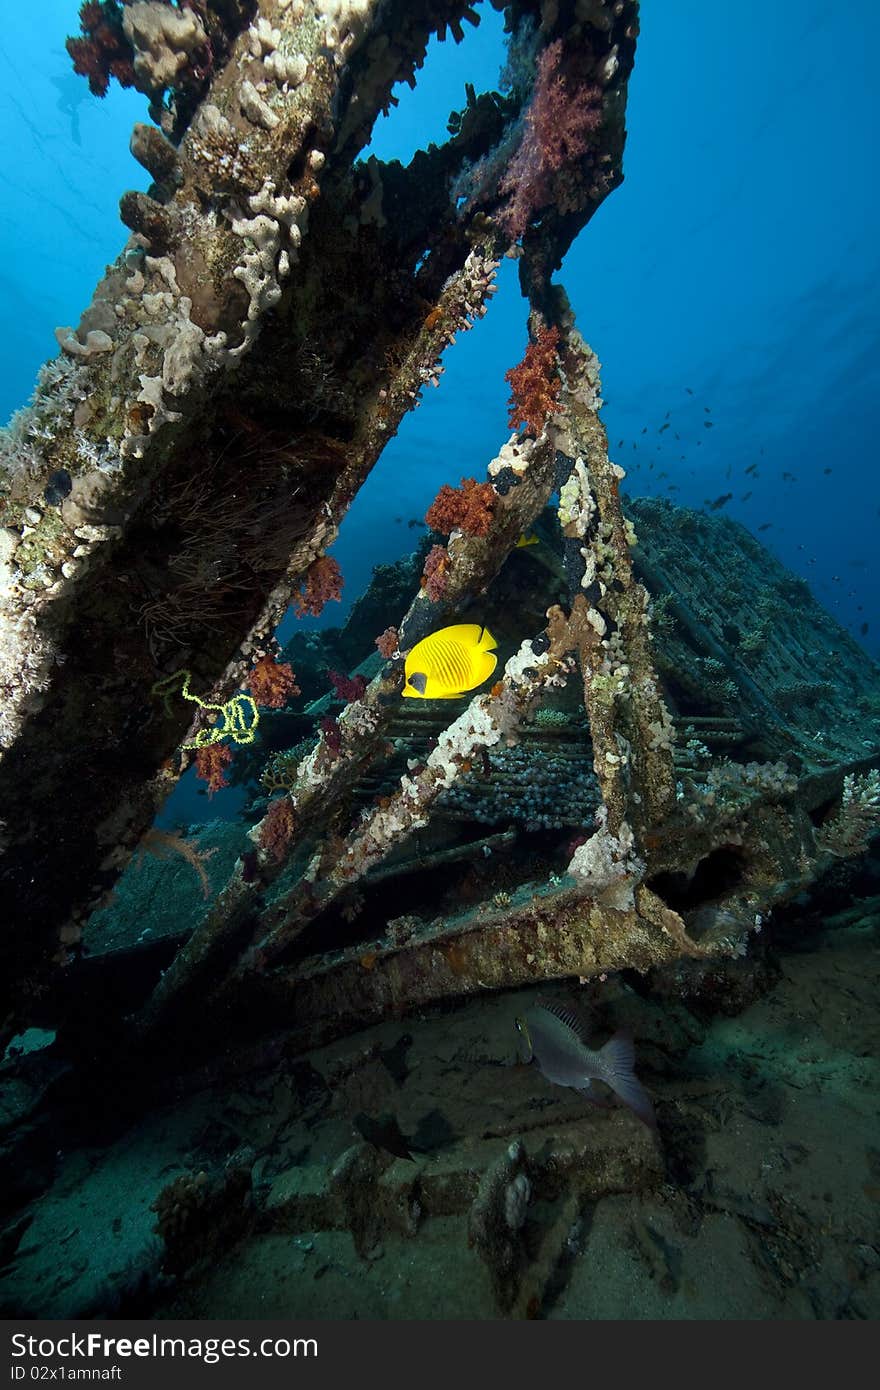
[294,556,344,617]
[505,324,561,435]
[245,655,300,709]
[195,744,233,797]
[375,626,399,659]
[425,478,496,537]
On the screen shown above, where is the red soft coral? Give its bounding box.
[66,1,135,98]
[498,39,604,239]
[195,743,233,797]
[259,797,297,864]
[320,714,342,755]
[294,557,344,618]
[505,324,562,435]
[245,655,300,709]
[425,478,495,538]
[328,670,367,702]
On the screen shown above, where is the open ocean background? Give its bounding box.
[2,0,877,689]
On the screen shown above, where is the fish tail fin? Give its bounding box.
[474,650,498,685]
[478,625,497,651]
[598,1031,657,1130]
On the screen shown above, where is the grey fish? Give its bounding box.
[515,1002,656,1129]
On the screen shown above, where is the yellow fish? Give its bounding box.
[516,532,540,547]
[403,624,497,699]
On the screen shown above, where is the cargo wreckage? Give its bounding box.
[1,1,879,1294]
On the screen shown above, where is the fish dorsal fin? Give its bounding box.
[535,997,590,1044]
[437,623,491,650]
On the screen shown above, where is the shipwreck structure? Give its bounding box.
[1,0,878,1067]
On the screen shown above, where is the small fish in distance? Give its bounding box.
[515,1002,656,1129]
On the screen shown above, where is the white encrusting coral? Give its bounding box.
[122,2,207,91]
[229,180,308,355]
[487,435,534,482]
[558,456,594,536]
[239,78,280,131]
[320,0,376,66]
[566,807,644,909]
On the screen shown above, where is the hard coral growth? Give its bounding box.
[499,39,604,239]
[245,655,300,709]
[294,557,344,617]
[816,770,880,858]
[122,1,211,98]
[195,743,233,796]
[425,478,495,538]
[259,796,296,864]
[506,325,561,435]
[66,1,135,97]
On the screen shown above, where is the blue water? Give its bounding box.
[2,1,877,660]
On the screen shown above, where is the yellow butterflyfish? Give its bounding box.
[403,624,497,699]
[516,532,540,547]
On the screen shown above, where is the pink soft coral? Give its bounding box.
[294,557,344,618]
[499,40,604,239]
[420,544,450,601]
[259,797,297,864]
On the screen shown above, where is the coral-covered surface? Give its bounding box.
[319,714,342,755]
[245,655,300,709]
[506,325,561,435]
[425,479,496,538]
